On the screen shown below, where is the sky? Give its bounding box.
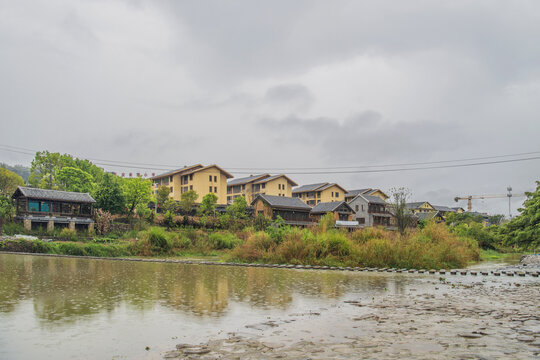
[1,0,539,216]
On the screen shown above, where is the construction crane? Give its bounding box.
[454,186,526,218]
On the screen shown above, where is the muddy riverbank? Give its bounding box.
[164,277,540,359]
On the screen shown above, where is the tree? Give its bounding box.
[0,168,25,197]
[122,177,152,214]
[390,187,413,234]
[180,190,198,214]
[156,185,171,211]
[93,173,126,214]
[445,212,484,225]
[488,214,505,226]
[200,193,218,215]
[498,181,540,249]
[0,163,30,182]
[0,196,14,235]
[57,166,94,193]
[226,196,248,219]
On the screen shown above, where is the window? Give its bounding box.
[317,192,321,198]
[358,217,365,224]
[190,185,193,190]
[278,184,281,190]
[169,176,173,182]
[190,174,193,181]
[214,176,217,182]
[209,175,212,182]
[28,201,39,212]
[362,205,365,211]
[214,187,217,193]
[52,202,61,213]
[331,192,334,197]
[355,205,359,212]
[62,203,71,214]
[262,184,265,189]
[209,186,212,192]
[242,184,245,190]
[336,192,339,197]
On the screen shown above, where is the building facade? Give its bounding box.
[251,194,313,226]
[151,164,233,205]
[310,201,355,222]
[227,174,297,204]
[292,183,347,206]
[12,186,95,232]
[348,194,391,227]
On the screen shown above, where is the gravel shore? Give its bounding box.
[163,275,540,359]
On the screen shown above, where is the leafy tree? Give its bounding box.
[0,196,14,234]
[0,163,30,182]
[445,212,484,225]
[226,196,248,219]
[123,177,152,214]
[488,214,505,226]
[57,166,93,193]
[200,193,218,215]
[390,187,413,234]
[0,168,25,197]
[93,173,126,214]
[156,185,171,211]
[498,181,540,249]
[162,199,178,213]
[180,190,198,214]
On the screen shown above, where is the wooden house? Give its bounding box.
[251,194,313,226]
[310,201,355,222]
[12,186,96,232]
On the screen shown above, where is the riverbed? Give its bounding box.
[0,253,538,359]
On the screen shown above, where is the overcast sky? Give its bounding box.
[1,0,539,216]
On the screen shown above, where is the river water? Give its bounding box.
[0,253,538,359]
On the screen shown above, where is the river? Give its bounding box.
[0,253,538,359]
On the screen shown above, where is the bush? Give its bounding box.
[147,227,171,252]
[1,222,26,235]
[59,228,78,241]
[208,232,242,249]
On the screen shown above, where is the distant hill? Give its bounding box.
[0,162,30,182]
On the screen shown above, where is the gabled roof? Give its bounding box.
[432,205,455,212]
[150,164,203,180]
[12,186,96,203]
[292,183,328,193]
[416,211,442,221]
[406,201,433,209]
[227,174,269,186]
[310,201,353,214]
[182,164,234,179]
[365,188,390,199]
[317,183,347,193]
[251,194,312,211]
[345,189,371,198]
[362,195,387,205]
[253,174,298,186]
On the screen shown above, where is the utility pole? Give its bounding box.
[507,186,512,219]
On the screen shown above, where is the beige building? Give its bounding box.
[292,182,347,206]
[151,164,233,205]
[345,188,389,202]
[227,174,298,204]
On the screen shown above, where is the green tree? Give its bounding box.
[226,196,248,219]
[93,173,126,214]
[0,196,14,234]
[0,163,30,182]
[498,181,540,249]
[123,177,152,214]
[0,168,25,197]
[156,185,171,211]
[445,212,484,225]
[390,187,413,234]
[180,190,198,214]
[200,193,218,215]
[488,214,505,225]
[57,166,94,193]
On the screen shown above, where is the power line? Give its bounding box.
[1,143,539,174]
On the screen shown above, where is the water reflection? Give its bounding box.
[0,254,396,324]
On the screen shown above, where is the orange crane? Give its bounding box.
[454,187,526,217]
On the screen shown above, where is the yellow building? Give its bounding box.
[227,174,298,204]
[151,164,233,205]
[345,188,389,202]
[292,182,347,206]
[405,201,436,214]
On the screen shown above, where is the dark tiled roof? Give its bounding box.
[345,189,371,197]
[292,183,328,193]
[317,183,347,192]
[362,195,387,205]
[252,194,312,211]
[228,174,269,186]
[13,186,96,203]
[182,164,234,179]
[253,174,298,186]
[150,164,203,180]
[311,201,352,214]
[406,202,429,209]
[432,205,455,212]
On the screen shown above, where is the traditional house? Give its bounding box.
[151,164,233,205]
[345,188,389,202]
[415,211,445,223]
[292,182,347,206]
[12,186,96,232]
[348,194,391,227]
[251,194,313,226]
[227,174,297,204]
[310,201,355,222]
[405,201,436,214]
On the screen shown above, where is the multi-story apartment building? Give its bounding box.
[226,174,297,204]
[292,182,347,206]
[348,194,391,227]
[151,164,233,205]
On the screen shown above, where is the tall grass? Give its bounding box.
[230,222,480,269]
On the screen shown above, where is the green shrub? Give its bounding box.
[59,228,77,241]
[208,232,242,249]
[147,227,171,252]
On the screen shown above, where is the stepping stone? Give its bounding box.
[458,333,483,339]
